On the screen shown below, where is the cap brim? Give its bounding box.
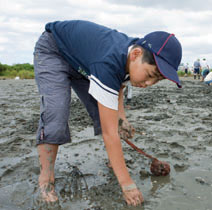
[153,54,182,88]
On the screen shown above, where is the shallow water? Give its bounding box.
[0,78,212,210]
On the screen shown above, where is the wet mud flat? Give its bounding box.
[0,78,212,210]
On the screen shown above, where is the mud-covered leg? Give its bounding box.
[38,144,58,202]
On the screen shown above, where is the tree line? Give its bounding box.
[1,62,210,79]
[0,63,34,79]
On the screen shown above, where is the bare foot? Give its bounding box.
[39,182,58,203]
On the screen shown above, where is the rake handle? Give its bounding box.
[123,138,158,161]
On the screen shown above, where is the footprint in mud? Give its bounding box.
[174,163,189,172]
[169,142,185,151]
[0,156,39,187]
[0,136,34,158]
[22,113,40,133]
[155,151,169,159]
[143,113,172,121]
[171,152,188,161]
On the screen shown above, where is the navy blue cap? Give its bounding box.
[136,31,182,88]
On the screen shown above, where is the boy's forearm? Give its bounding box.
[103,133,132,186]
[97,101,132,186]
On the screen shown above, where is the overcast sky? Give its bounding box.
[1,0,212,67]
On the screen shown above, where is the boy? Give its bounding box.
[33,20,182,206]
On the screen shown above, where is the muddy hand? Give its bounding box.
[122,183,144,206]
[119,119,135,140]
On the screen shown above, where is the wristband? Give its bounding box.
[122,183,137,191]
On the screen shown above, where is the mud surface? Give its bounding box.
[0,78,212,210]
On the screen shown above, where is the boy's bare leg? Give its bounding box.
[37,144,58,202]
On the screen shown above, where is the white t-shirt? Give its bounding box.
[204,72,212,81]
[201,60,209,69]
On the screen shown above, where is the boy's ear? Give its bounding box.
[130,48,143,61]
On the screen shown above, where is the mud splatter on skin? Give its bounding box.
[44,144,54,173]
[0,78,212,209]
[47,156,54,172]
[44,144,53,153]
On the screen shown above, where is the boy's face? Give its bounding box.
[128,48,164,88]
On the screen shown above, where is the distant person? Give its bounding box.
[193,59,201,79]
[204,71,212,86]
[33,20,182,206]
[184,63,189,77]
[201,58,210,81]
[125,83,133,104]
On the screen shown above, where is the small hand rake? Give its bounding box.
[123,138,170,176]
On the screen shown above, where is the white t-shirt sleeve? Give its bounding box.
[88,63,123,110]
[89,75,119,110]
[204,72,212,82]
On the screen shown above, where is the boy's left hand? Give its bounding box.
[119,119,135,140]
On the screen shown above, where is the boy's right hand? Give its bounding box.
[121,184,144,206]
